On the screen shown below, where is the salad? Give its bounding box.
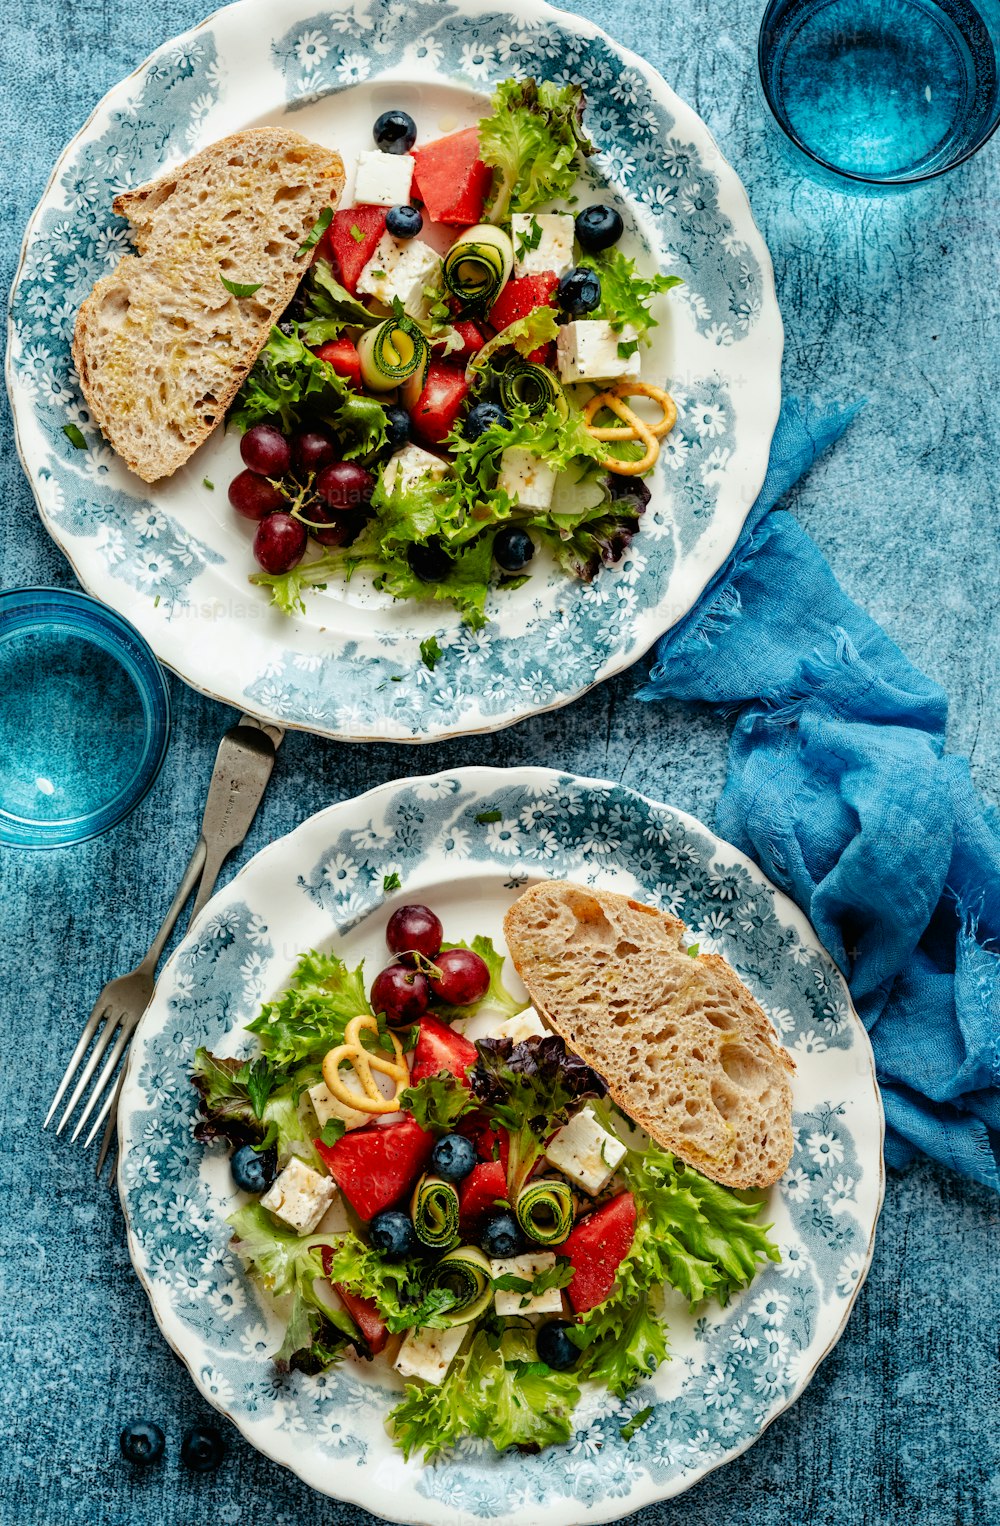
[192,900,780,1461]
[226,78,682,628]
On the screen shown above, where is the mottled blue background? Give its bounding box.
[1,1,998,1523]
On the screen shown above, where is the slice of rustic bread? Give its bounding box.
[72,127,345,483]
[503,880,794,1189]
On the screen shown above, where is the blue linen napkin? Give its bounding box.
[640,399,1000,1190]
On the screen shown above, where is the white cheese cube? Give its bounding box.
[488,1006,548,1044]
[394,1323,468,1384]
[556,320,641,384]
[544,1105,627,1197]
[382,442,448,495]
[353,150,414,207]
[260,1157,337,1234]
[491,1252,564,1316]
[512,212,575,279]
[356,233,441,318]
[498,448,556,511]
[308,1079,367,1132]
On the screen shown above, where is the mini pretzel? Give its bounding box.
[583,381,678,476]
[322,1013,409,1114]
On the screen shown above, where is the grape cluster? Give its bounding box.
[228,423,376,575]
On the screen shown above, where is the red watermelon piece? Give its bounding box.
[409,1014,478,1085]
[332,1283,389,1356]
[561,1192,637,1314]
[458,1159,509,1233]
[488,272,559,335]
[412,128,493,226]
[315,1114,433,1220]
[328,205,387,294]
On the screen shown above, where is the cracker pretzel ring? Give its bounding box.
[322,1013,409,1114]
[582,381,678,476]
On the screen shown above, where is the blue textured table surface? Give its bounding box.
[2,2,998,1523]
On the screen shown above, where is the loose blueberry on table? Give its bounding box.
[119,1420,165,1465]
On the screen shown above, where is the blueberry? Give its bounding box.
[230,1143,277,1194]
[557,266,602,317]
[181,1425,225,1473]
[464,401,510,440]
[373,110,417,154]
[407,540,453,583]
[370,1209,420,1257]
[384,404,411,449]
[430,1133,477,1182]
[481,1209,522,1258]
[119,1420,165,1465]
[574,204,624,253]
[536,1320,580,1371]
[493,526,535,574]
[386,204,423,239]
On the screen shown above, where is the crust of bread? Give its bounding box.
[72,128,345,482]
[503,880,795,1189]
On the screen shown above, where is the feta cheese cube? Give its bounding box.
[382,442,448,495]
[498,448,556,511]
[556,320,641,384]
[488,1005,548,1044]
[490,1252,564,1316]
[512,212,575,279]
[544,1105,627,1197]
[353,150,415,207]
[260,1156,337,1233]
[356,233,441,318]
[308,1078,367,1132]
[394,1323,468,1384]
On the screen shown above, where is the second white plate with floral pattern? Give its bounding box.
[118,766,882,1526]
[8,0,782,742]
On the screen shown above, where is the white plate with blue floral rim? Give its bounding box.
[7,0,783,744]
[117,766,882,1525]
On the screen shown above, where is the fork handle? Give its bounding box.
[136,839,208,976]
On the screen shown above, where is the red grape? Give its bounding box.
[316,461,375,512]
[253,512,307,573]
[429,948,490,1006]
[371,963,430,1026]
[240,423,291,476]
[305,503,362,548]
[293,429,338,475]
[386,904,443,967]
[228,469,286,521]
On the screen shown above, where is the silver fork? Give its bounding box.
[43,715,283,1175]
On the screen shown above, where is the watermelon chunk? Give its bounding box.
[451,319,487,363]
[315,1114,433,1220]
[408,360,470,447]
[328,205,387,294]
[332,1283,389,1356]
[458,1159,509,1233]
[488,272,559,335]
[412,128,493,226]
[409,1013,478,1085]
[561,1192,637,1314]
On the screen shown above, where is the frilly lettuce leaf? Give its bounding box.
[246,948,372,1066]
[399,1072,477,1133]
[227,1203,356,1371]
[190,1048,321,1167]
[323,1231,456,1333]
[467,304,560,371]
[297,258,381,344]
[579,247,683,338]
[230,325,386,457]
[388,1323,580,1460]
[479,78,593,224]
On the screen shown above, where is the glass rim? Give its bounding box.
[0,584,171,849]
[756,0,1000,187]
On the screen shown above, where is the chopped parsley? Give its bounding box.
[62,423,87,449]
[296,206,333,259]
[221,274,263,297]
[420,635,444,671]
[620,1405,654,1441]
[475,809,502,824]
[383,872,402,893]
[202,477,214,490]
[349,223,365,243]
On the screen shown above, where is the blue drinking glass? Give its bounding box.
[759,0,1000,184]
[0,588,170,849]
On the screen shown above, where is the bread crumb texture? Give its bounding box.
[72,129,345,482]
[504,880,795,1189]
